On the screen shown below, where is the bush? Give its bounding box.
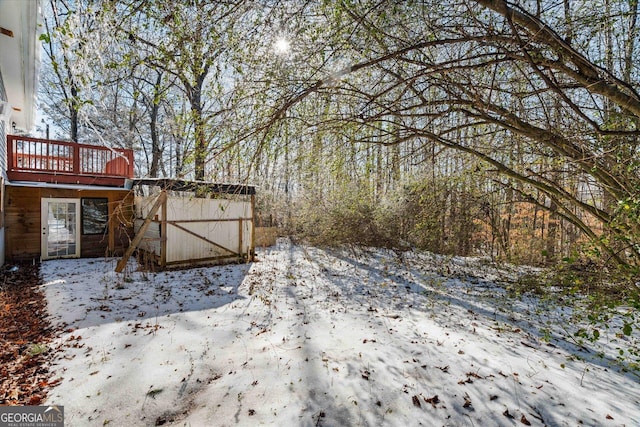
[290,187,404,248]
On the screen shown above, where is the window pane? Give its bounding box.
[82,198,109,235]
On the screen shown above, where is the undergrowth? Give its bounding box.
[511,260,640,374]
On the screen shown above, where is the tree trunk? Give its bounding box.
[188,71,208,182]
[70,85,79,142]
[193,104,206,181]
[149,73,162,178]
[624,0,639,83]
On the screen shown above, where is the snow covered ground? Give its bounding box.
[41,240,640,426]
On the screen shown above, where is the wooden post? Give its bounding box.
[126,149,135,178]
[160,192,167,268]
[72,144,80,174]
[250,194,256,261]
[7,136,14,172]
[238,218,243,261]
[108,199,116,255]
[115,190,166,273]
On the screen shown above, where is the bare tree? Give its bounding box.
[248,0,640,267]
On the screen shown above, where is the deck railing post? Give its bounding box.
[126,149,134,178]
[6,136,14,172]
[72,143,80,175]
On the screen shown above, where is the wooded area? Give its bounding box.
[37,0,640,274]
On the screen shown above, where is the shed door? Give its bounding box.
[41,198,81,260]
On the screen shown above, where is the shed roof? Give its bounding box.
[130,178,256,196]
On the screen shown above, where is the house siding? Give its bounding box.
[0,69,7,175]
[5,186,134,262]
[0,70,6,265]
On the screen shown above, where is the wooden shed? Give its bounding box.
[122,179,256,270]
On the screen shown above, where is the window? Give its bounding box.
[81,198,109,235]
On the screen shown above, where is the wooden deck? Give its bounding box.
[7,135,134,187]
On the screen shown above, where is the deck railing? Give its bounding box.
[7,135,134,186]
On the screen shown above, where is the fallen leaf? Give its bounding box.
[424,395,439,407]
[412,395,422,408]
[0,264,61,405]
[463,393,472,409]
[520,414,531,425]
[503,409,515,419]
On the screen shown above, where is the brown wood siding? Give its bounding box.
[80,234,110,258]
[5,186,133,261]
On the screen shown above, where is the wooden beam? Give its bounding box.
[250,194,256,261]
[115,190,166,273]
[238,219,243,259]
[107,200,117,254]
[160,192,167,267]
[6,170,128,187]
[158,217,253,223]
[163,253,246,267]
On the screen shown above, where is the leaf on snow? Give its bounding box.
[412,395,421,408]
[146,388,164,399]
[520,414,531,425]
[424,395,439,407]
[463,393,472,409]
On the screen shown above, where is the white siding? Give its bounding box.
[134,218,161,255]
[134,195,253,265]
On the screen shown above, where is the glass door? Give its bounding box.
[41,198,80,259]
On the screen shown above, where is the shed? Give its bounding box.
[119,179,256,271]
